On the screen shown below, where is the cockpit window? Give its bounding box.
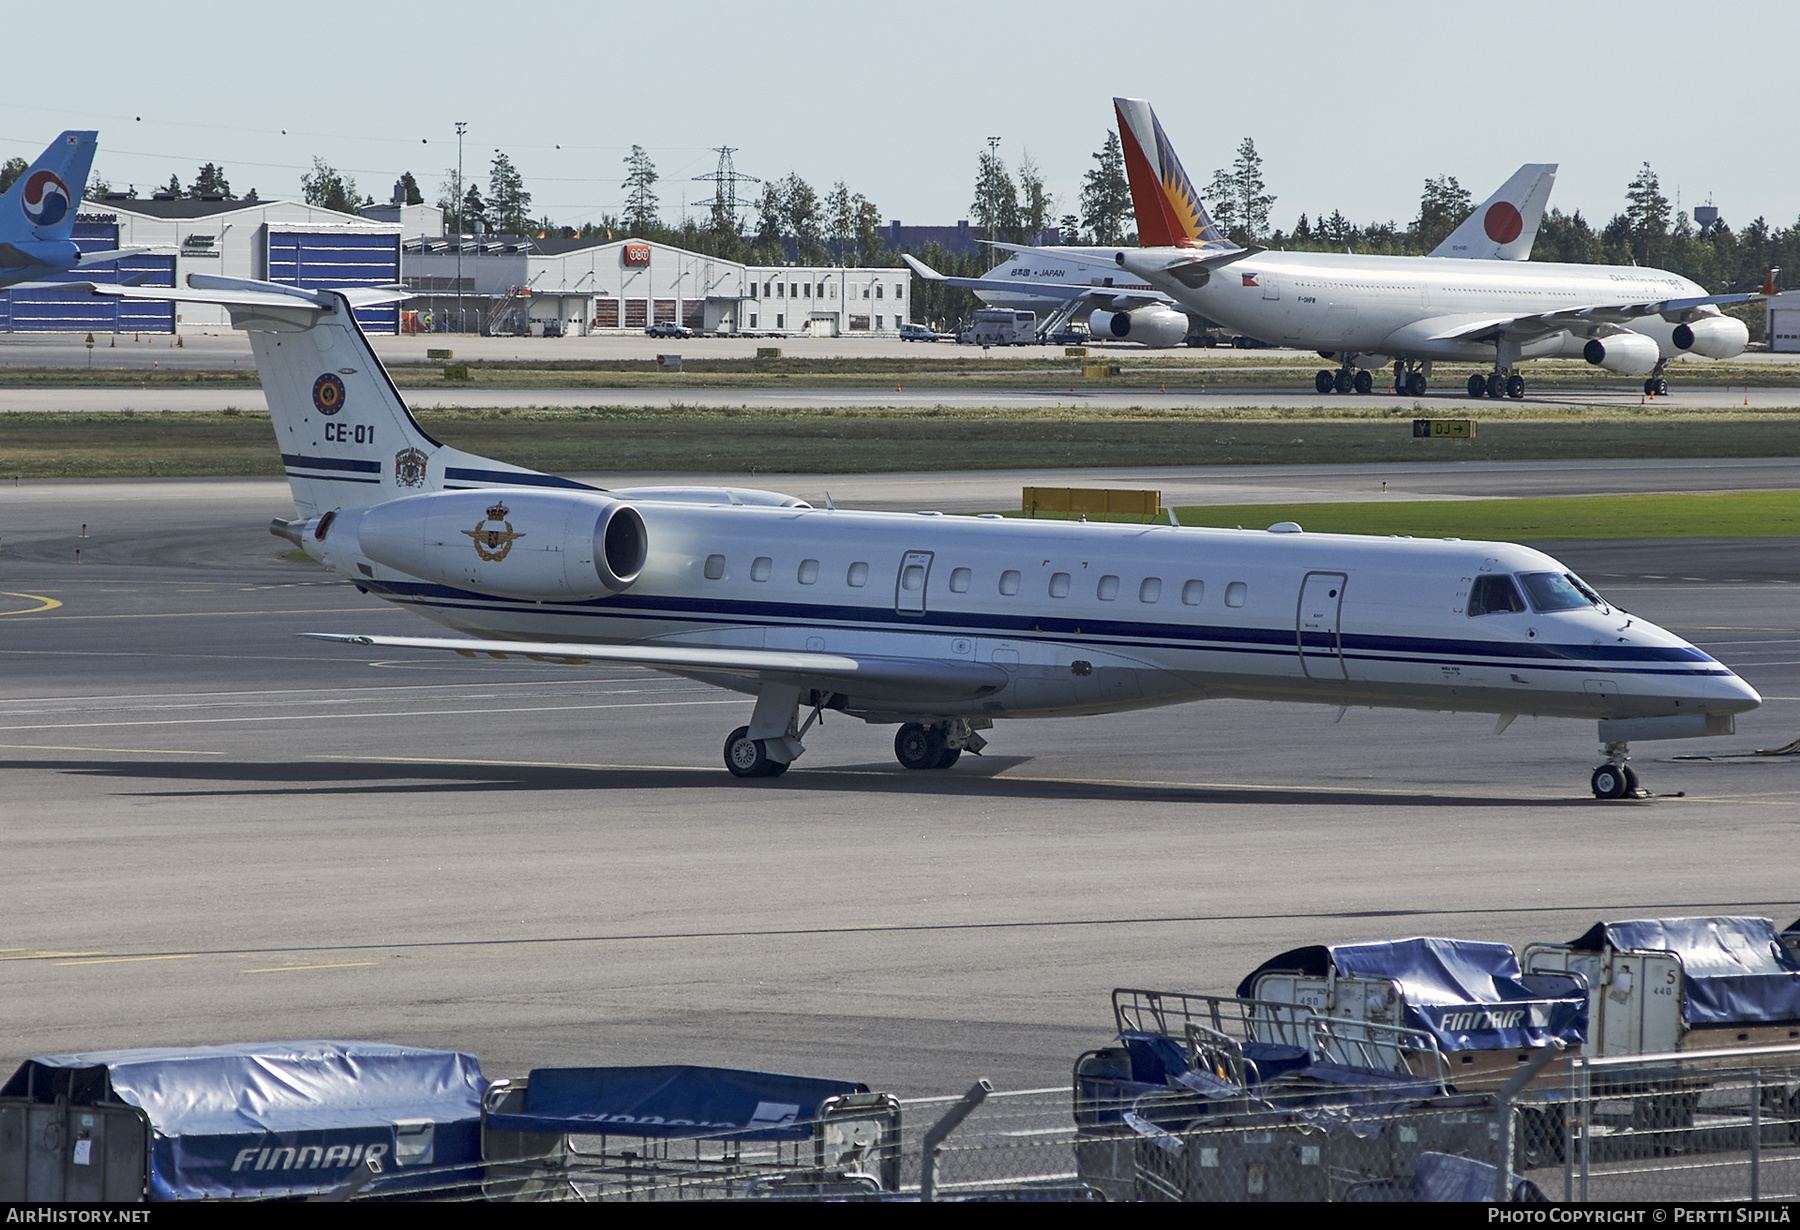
[1467,575,1526,617]
[1519,571,1610,613]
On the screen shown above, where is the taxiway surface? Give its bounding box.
[2,472,1796,1096]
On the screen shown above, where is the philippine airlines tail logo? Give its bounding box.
[1113,98,1227,249]
[22,170,71,229]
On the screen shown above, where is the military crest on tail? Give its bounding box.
[394,447,427,488]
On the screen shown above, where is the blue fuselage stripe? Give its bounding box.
[356,579,1726,678]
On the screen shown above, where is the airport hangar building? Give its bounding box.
[1,195,912,338]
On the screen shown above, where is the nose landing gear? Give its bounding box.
[1591,741,1642,799]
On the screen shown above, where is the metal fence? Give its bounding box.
[307,1043,1800,1201]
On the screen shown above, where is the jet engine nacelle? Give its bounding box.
[1672,315,1749,360]
[354,489,648,600]
[1583,331,1661,376]
[1087,305,1190,349]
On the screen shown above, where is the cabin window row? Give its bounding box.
[702,553,1246,607]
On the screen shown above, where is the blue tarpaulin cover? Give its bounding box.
[483,1065,866,1141]
[0,1041,487,1200]
[1568,916,1800,1027]
[1240,937,1588,1053]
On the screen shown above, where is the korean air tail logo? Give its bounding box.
[22,170,71,229]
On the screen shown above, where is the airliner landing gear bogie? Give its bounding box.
[724,726,790,778]
[894,719,986,770]
[1644,376,1669,396]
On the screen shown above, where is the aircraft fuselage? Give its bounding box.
[1139,250,1713,363]
[341,501,1756,728]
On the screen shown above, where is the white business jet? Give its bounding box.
[79,274,1762,796]
[1098,98,1771,399]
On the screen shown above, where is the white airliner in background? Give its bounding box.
[1100,97,1771,399]
[78,273,1761,797]
[905,157,1558,351]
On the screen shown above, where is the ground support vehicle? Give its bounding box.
[969,308,1036,346]
[0,1042,488,1201]
[1070,989,1524,1201]
[1241,924,1800,1164]
[478,1065,900,1201]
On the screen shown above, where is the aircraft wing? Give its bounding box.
[303,633,1010,703]
[901,254,1168,312]
[1427,286,1773,345]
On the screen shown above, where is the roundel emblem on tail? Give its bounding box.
[312,373,346,415]
[21,171,71,229]
[1483,201,1524,245]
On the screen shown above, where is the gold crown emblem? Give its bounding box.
[486,501,510,522]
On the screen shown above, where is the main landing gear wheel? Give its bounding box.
[1406,372,1427,397]
[1334,368,1354,394]
[1506,373,1526,399]
[1487,372,1505,399]
[895,723,955,770]
[1591,763,1634,799]
[1645,376,1669,396]
[1353,369,1374,395]
[1468,374,1487,398]
[1315,369,1335,394]
[724,725,789,778]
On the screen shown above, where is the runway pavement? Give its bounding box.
[1,471,1796,1097]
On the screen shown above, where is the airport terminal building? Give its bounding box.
[0,195,910,338]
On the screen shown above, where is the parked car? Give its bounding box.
[899,323,939,342]
[646,323,692,339]
[1047,328,1090,346]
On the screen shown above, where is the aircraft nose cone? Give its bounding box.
[1714,671,1762,713]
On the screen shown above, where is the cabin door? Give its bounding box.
[895,551,933,616]
[1297,571,1348,679]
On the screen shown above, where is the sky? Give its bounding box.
[5,0,1795,238]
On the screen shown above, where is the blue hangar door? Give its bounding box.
[0,219,176,332]
[267,229,400,333]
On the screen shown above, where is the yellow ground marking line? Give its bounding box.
[0,606,405,622]
[0,743,225,755]
[0,592,62,616]
[3,698,741,734]
[0,950,109,961]
[243,961,379,974]
[57,954,197,966]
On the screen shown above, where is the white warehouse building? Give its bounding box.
[403,234,911,337]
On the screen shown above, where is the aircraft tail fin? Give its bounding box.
[1762,267,1781,296]
[0,132,97,242]
[1112,98,1227,249]
[84,274,587,515]
[1428,164,1557,260]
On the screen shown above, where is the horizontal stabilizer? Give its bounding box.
[78,272,411,313]
[901,255,1166,311]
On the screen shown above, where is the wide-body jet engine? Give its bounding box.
[1087,304,1189,348]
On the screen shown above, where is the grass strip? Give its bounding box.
[1158,492,1800,539]
[4,407,1800,479]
